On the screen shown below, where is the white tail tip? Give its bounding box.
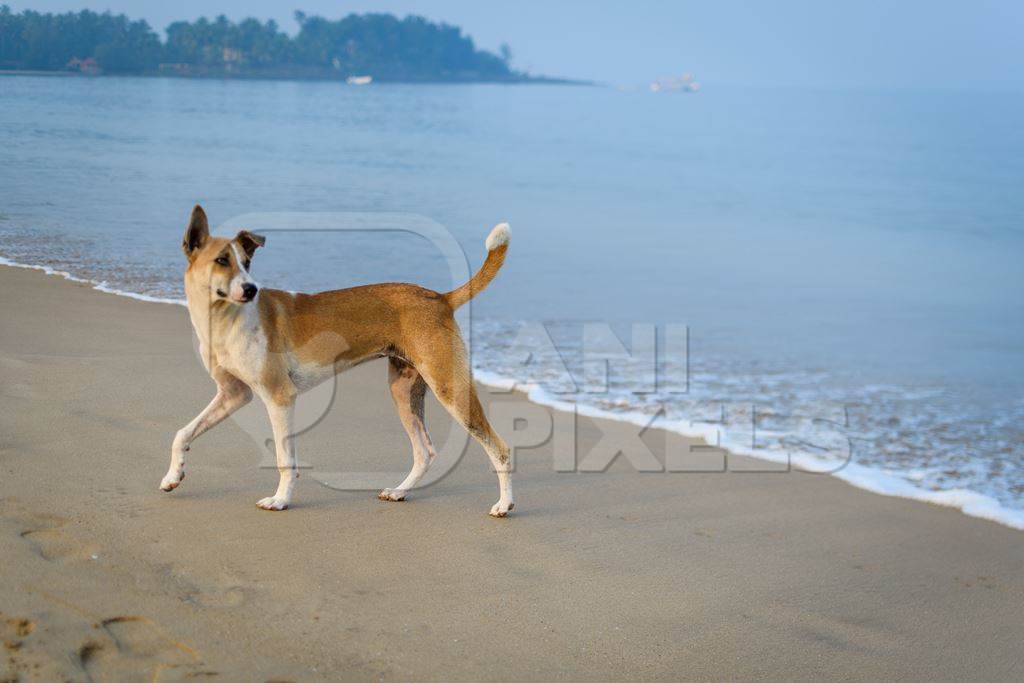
[486,222,510,251]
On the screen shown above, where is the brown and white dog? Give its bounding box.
[160,205,514,517]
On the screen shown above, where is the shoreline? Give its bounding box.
[2,255,1020,532]
[1,261,1022,679]
[0,69,593,86]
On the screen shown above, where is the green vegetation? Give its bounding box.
[0,6,542,82]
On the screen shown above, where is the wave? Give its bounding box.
[472,368,1024,531]
[0,255,186,306]
[2,255,1021,532]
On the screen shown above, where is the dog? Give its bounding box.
[160,205,514,517]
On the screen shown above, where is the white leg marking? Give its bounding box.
[162,384,251,491]
[379,364,436,502]
[257,402,297,511]
[419,368,514,518]
[487,447,515,518]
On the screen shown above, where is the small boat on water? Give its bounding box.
[346,75,373,85]
[650,73,699,93]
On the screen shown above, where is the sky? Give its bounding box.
[9,1,1024,90]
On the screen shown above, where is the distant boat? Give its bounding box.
[346,75,373,85]
[650,73,699,93]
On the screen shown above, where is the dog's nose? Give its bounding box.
[241,283,258,301]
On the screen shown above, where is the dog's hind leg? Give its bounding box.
[416,349,514,517]
[379,358,437,502]
[161,370,252,492]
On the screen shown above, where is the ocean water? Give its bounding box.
[2,75,1022,528]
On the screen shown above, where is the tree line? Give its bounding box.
[0,6,524,81]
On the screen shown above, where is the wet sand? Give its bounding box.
[0,263,1021,681]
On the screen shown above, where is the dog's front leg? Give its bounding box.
[161,374,252,491]
[256,400,297,511]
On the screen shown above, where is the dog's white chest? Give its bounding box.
[214,313,268,385]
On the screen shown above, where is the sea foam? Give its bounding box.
[3,256,1022,532]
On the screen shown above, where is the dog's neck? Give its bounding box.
[184,278,258,368]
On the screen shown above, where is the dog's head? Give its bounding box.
[182,204,265,305]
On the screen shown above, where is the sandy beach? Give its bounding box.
[1,262,1021,681]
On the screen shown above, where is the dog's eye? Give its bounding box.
[215,256,230,267]
[243,259,251,270]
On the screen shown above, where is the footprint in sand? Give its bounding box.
[1,611,212,682]
[0,504,99,563]
[2,616,36,654]
[162,564,250,609]
[0,506,76,561]
[102,616,197,662]
[79,616,203,680]
[186,585,248,609]
[1,616,39,680]
[19,527,99,563]
[3,617,36,639]
[13,509,101,564]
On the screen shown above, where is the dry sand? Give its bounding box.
[0,263,1021,681]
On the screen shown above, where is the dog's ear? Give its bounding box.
[183,204,210,259]
[236,230,266,257]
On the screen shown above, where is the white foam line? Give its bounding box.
[473,368,1024,532]
[4,256,1021,531]
[0,256,186,306]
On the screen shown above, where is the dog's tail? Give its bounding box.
[443,223,510,310]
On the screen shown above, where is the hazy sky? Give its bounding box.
[9,1,1024,89]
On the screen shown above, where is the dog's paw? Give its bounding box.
[489,500,515,518]
[256,496,289,511]
[159,470,184,492]
[377,488,406,502]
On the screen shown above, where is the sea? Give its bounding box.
[1,74,1022,528]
